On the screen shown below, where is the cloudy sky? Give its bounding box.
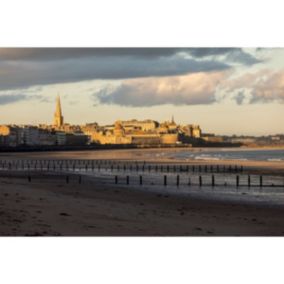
[0,48,283,135]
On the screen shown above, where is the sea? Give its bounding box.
[163,148,284,162]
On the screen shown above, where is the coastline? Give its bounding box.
[1,147,284,175]
[0,146,284,235]
[1,173,284,236]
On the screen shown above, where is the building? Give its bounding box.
[0,125,22,146]
[120,119,159,132]
[0,96,206,147]
[53,95,64,128]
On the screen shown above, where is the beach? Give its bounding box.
[0,170,283,236]
[1,148,284,236]
[1,147,284,174]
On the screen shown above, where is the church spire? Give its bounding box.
[53,95,64,127]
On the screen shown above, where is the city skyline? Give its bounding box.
[0,48,284,136]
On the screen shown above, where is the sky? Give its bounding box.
[0,47,283,136]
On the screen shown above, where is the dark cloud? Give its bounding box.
[0,48,259,61]
[0,48,188,61]
[0,54,230,90]
[0,48,261,91]
[225,49,261,65]
[0,94,43,105]
[188,48,237,57]
[189,48,261,65]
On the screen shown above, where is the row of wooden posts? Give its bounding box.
[113,174,268,187]
[0,160,244,173]
[23,173,277,187]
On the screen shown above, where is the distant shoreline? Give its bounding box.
[0,143,284,153]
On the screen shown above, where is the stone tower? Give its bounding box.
[53,95,64,128]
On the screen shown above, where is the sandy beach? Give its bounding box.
[0,148,284,236]
[0,172,284,236]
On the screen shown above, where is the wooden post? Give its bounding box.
[211,175,215,187]
[79,175,82,184]
[188,177,191,186]
[236,175,239,187]
[199,176,202,187]
[260,175,263,187]
[248,175,251,187]
[66,176,69,184]
[139,175,142,185]
[164,175,167,186]
[126,176,129,185]
[115,175,118,184]
[28,175,31,182]
[176,175,180,187]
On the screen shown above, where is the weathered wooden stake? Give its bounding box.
[164,175,167,186]
[211,175,215,187]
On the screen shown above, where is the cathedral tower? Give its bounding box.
[53,95,64,128]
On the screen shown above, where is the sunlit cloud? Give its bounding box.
[96,71,228,106]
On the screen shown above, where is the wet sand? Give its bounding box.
[1,174,284,236]
[1,148,284,175]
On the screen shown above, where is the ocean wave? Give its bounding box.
[194,156,220,161]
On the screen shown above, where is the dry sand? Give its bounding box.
[1,173,284,236]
